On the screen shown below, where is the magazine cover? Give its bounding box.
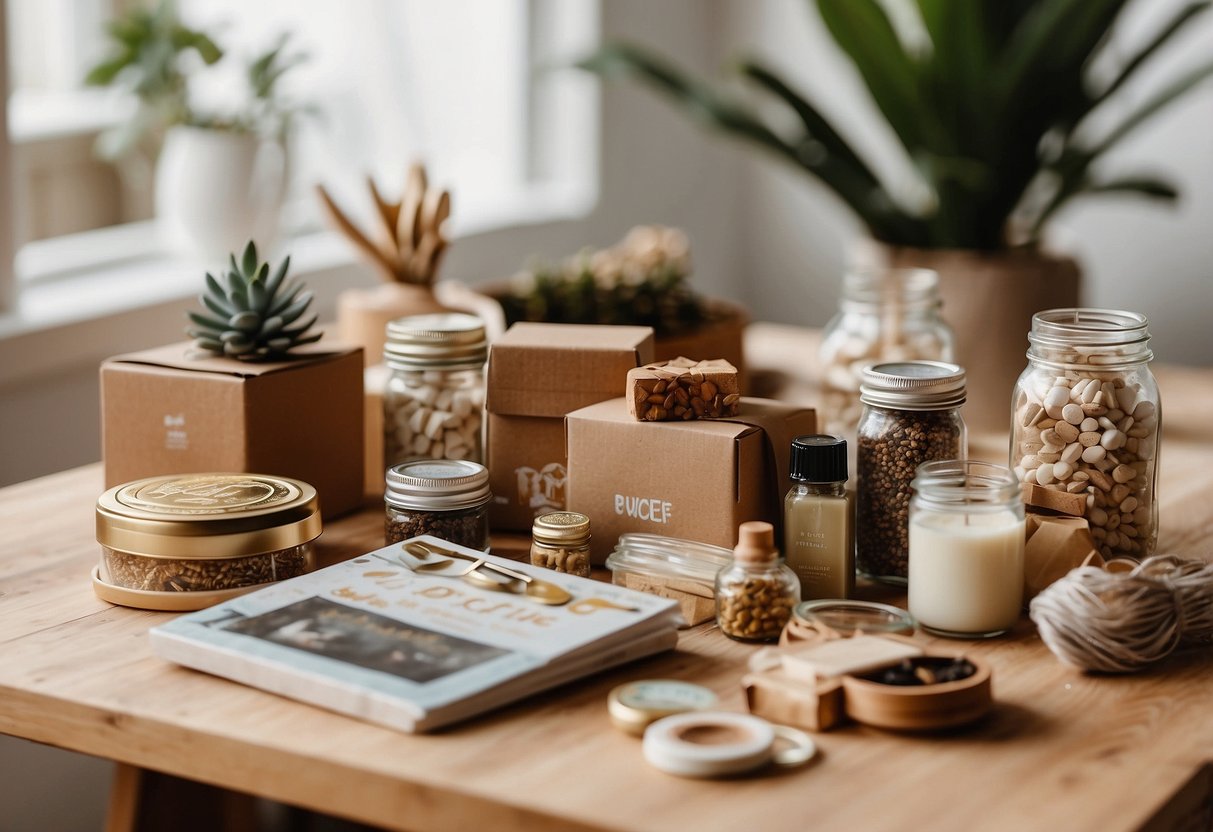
[150,535,681,731]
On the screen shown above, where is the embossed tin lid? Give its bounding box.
[532,511,591,546]
[608,679,718,736]
[96,473,321,559]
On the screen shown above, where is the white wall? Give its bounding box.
[726,0,1213,365]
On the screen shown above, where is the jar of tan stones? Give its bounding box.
[1011,309,1160,561]
[384,313,487,470]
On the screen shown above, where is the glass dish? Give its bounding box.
[605,533,732,627]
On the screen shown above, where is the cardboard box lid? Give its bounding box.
[104,340,362,378]
[566,397,813,496]
[487,323,654,417]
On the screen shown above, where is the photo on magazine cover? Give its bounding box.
[222,597,508,683]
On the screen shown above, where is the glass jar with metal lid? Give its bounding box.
[385,459,491,551]
[1010,308,1160,560]
[94,473,322,611]
[818,268,955,441]
[856,361,967,584]
[383,313,487,470]
[530,511,592,577]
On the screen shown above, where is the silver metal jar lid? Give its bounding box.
[859,361,966,411]
[385,459,491,511]
[384,313,488,370]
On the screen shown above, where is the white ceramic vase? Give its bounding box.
[154,125,286,260]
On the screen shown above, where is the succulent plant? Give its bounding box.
[498,226,719,336]
[187,241,321,360]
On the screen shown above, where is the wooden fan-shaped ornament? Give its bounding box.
[317,163,456,365]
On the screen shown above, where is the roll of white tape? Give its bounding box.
[642,712,815,778]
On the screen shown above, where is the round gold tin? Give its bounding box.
[96,473,321,559]
[94,474,322,609]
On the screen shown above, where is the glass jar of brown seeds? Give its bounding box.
[856,362,967,584]
[385,459,491,551]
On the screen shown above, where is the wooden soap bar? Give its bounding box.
[781,635,923,683]
[626,357,740,422]
[1022,482,1087,517]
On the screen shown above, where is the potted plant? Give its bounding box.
[579,0,1213,428]
[86,2,311,258]
[491,225,748,380]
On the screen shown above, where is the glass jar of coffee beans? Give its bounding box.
[856,362,967,584]
[1010,309,1160,560]
[385,459,491,551]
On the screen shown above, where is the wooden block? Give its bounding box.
[1022,482,1087,517]
[780,635,923,682]
[626,357,740,421]
[743,668,846,732]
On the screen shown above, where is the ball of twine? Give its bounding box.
[1029,555,1213,673]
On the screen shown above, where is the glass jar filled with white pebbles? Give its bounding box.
[1010,309,1160,561]
[383,313,487,470]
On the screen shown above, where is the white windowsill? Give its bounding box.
[0,179,596,388]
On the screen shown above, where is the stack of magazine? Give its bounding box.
[150,535,682,732]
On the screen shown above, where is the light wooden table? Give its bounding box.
[2,324,1212,832]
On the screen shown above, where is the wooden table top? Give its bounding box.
[2,325,1212,832]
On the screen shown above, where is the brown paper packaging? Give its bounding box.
[101,341,365,519]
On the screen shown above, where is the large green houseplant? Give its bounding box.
[580,0,1213,426]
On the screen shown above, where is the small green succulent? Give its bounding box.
[186,241,321,360]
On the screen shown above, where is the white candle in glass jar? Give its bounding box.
[908,510,1025,637]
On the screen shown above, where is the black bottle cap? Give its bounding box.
[789,434,847,483]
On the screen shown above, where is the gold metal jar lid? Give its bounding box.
[96,473,321,560]
[532,511,591,547]
[607,679,718,736]
[384,313,488,369]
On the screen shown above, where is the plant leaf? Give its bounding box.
[1087,1,1211,112]
[814,0,927,151]
[265,256,290,297]
[201,293,232,319]
[187,310,228,331]
[241,241,259,277]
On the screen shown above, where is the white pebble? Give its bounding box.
[1055,421,1079,443]
[1100,429,1126,450]
[1112,464,1136,483]
[1080,417,1099,432]
[1061,443,1083,464]
[1035,463,1056,485]
[1133,400,1156,421]
[1053,461,1074,481]
[1044,386,1070,419]
[1081,445,1106,464]
[1061,403,1084,425]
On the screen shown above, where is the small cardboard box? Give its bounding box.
[486,323,654,531]
[101,341,365,519]
[566,397,816,561]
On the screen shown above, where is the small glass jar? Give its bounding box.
[856,361,967,584]
[385,459,491,551]
[383,313,487,471]
[530,511,592,577]
[94,473,321,611]
[908,460,1025,638]
[715,521,800,642]
[606,533,732,627]
[1010,309,1160,560]
[818,268,954,440]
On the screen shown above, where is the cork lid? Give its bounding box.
[733,521,777,564]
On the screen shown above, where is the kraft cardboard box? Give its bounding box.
[566,397,816,561]
[101,341,364,519]
[486,323,654,531]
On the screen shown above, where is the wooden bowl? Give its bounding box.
[840,655,993,731]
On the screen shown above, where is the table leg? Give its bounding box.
[104,763,142,832]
